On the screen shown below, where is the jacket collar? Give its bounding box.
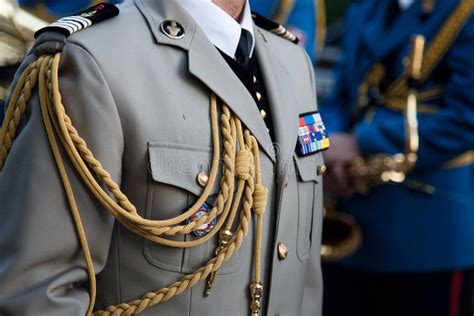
[135,0,276,162]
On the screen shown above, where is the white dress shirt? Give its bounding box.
[179,0,255,59]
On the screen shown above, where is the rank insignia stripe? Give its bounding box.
[251,11,299,44]
[34,3,119,39]
[296,111,330,157]
[185,203,218,237]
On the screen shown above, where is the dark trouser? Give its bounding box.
[323,264,473,316]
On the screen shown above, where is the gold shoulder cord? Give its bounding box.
[0,54,269,315]
[356,0,474,115]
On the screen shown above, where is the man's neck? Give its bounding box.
[212,0,246,21]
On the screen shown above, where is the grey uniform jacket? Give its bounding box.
[0,0,324,315]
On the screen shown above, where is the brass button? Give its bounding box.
[256,92,262,101]
[260,109,267,119]
[278,242,288,260]
[317,164,327,176]
[253,76,257,84]
[197,172,209,187]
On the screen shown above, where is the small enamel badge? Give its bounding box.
[297,111,330,156]
[186,203,217,237]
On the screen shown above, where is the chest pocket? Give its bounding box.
[144,142,243,274]
[294,153,323,261]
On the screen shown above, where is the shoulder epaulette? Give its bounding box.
[34,3,119,39]
[251,12,299,44]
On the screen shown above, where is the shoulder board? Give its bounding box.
[251,12,299,44]
[34,3,119,39]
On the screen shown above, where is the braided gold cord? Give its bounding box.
[352,0,473,117]
[419,0,474,82]
[49,69,234,246]
[387,0,473,97]
[0,57,44,169]
[34,55,99,316]
[95,114,259,316]
[0,52,269,316]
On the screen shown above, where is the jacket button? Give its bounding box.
[278,242,288,260]
[197,172,209,186]
[317,164,327,176]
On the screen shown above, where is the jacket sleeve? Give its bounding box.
[0,41,124,315]
[355,16,474,170]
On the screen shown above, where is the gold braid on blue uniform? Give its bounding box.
[354,0,474,119]
[251,12,299,44]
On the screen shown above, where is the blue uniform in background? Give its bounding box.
[18,0,121,17]
[250,0,318,61]
[322,0,474,315]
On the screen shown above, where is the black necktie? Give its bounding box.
[235,29,251,66]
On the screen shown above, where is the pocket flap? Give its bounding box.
[148,142,221,196]
[294,153,323,183]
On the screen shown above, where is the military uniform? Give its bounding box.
[0,1,325,315]
[321,0,474,315]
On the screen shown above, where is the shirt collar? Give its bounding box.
[179,0,255,59]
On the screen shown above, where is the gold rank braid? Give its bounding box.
[0,53,269,316]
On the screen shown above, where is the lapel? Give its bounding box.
[135,0,276,162]
[254,28,299,180]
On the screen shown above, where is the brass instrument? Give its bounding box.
[321,35,426,262]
